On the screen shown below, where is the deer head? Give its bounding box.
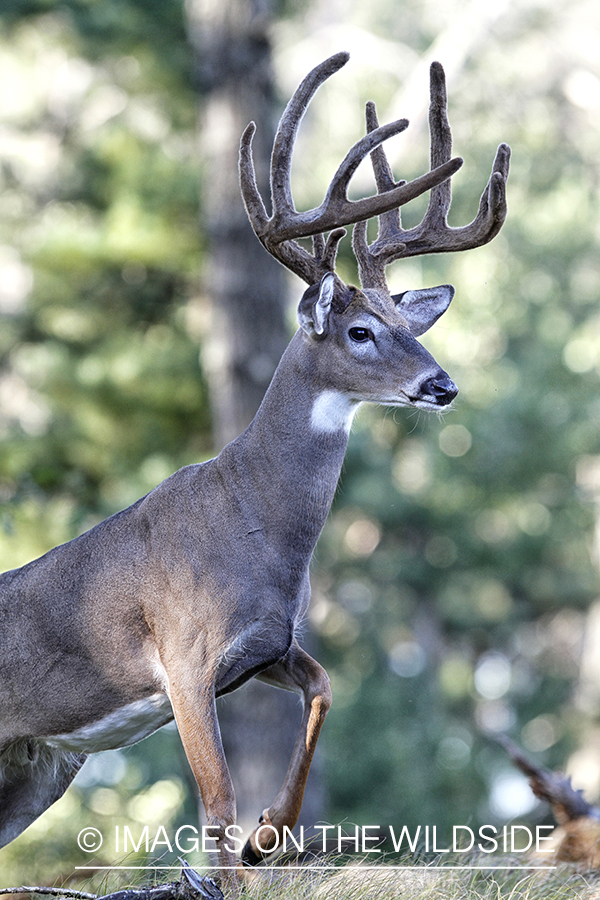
[239,52,510,412]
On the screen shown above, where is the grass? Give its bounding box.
[7,856,600,900]
[238,859,600,900]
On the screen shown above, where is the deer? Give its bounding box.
[0,52,509,886]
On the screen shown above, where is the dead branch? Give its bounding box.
[0,891,96,900]
[496,734,600,824]
[498,734,600,867]
[0,862,224,900]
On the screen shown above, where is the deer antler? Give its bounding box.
[239,52,464,286]
[353,61,511,291]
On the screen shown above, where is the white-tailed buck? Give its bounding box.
[0,53,509,882]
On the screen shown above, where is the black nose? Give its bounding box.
[422,374,458,406]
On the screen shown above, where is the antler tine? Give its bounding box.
[353,101,413,291]
[239,121,269,233]
[314,228,348,271]
[424,61,453,230]
[240,120,349,276]
[364,101,404,242]
[270,52,350,222]
[465,142,511,244]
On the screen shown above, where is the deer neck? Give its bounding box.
[219,330,359,552]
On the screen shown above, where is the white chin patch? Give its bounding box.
[381,393,445,411]
[412,398,443,410]
[311,391,359,433]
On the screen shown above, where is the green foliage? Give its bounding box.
[0,2,209,565]
[0,0,192,83]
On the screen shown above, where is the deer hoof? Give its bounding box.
[240,840,263,867]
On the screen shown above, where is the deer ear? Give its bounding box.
[392,284,455,336]
[298,274,335,337]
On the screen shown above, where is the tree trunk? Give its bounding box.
[184,0,323,836]
[186,0,288,448]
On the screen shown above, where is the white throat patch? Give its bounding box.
[310,391,358,434]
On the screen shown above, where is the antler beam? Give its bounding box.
[239,52,464,286]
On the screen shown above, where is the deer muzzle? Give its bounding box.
[419,373,458,407]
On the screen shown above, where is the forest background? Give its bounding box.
[1,0,600,887]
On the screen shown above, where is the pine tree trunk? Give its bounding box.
[184,0,323,835]
[186,0,289,449]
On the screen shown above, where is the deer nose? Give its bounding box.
[422,374,458,406]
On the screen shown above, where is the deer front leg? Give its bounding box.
[241,641,332,865]
[168,677,240,886]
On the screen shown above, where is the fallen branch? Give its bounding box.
[0,891,95,900]
[0,861,224,900]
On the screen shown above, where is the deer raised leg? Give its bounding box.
[241,643,332,866]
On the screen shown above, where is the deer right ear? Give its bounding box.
[392,284,455,336]
[298,274,335,337]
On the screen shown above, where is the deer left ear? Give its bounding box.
[298,273,335,337]
[392,284,455,336]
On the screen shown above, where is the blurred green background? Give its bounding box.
[2,0,600,888]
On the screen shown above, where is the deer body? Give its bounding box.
[0,288,454,843]
[0,53,509,883]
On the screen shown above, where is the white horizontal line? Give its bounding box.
[75,864,558,872]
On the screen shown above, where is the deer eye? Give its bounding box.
[349,327,372,343]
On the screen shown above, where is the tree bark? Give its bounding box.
[186,0,288,448]
[184,0,323,836]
